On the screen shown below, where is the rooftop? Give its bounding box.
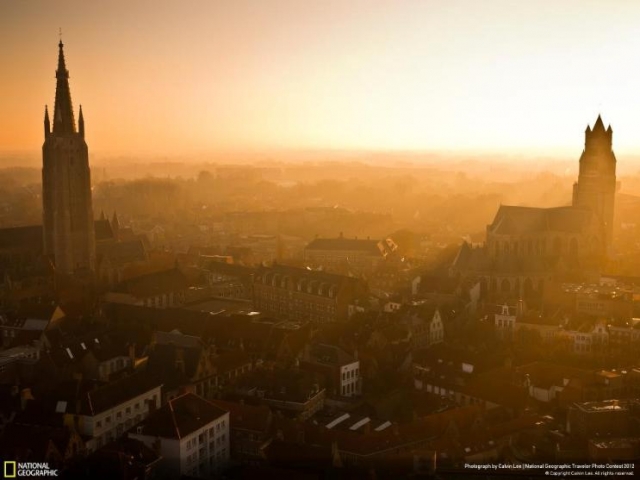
[575,399,639,413]
[133,393,228,439]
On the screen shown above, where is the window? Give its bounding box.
[126,407,131,414]
[96,420,102,429]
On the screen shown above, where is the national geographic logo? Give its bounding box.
[3,462,58,477]
[3,462,15,478]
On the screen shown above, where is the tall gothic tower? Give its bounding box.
[42,41,96,275]
[572,115,617,250]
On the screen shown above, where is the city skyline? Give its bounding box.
[1,5,640,475]
[2,1,640,157]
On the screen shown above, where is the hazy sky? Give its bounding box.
[2,0,640,157]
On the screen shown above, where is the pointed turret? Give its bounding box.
[78,105,84,138]
[593,114,605,132]
[52,41,76,135]
[44,105,50,137]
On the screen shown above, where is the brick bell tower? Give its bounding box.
[42,40,96,276]
[572,115,617,252]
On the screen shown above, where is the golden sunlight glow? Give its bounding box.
[2,0,640,156]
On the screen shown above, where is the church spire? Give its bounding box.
[52,40,76,135]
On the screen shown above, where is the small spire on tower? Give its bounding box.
[593,114,605,131]
[78,105,84,138]
[44,105,50,137]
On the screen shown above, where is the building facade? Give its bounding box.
[253,265,368,323]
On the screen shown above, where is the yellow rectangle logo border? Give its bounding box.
[4,461,17,478]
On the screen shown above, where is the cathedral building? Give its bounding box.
[451,116,617,301]
[42,41,96,276]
